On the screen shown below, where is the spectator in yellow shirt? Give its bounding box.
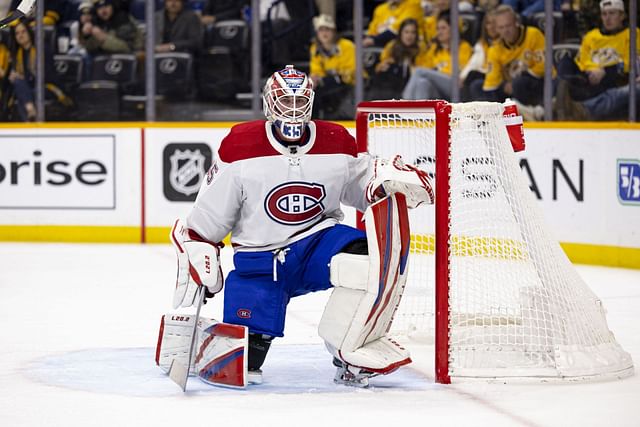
[0,41,10,119]
[309,14,356,119]
[402,12,473,101]
[557,0,639,102]
[556,0,640,120]
[6,19,70,122]
[363,0,424,47]
[0,42,9,78]
[367,18,427,100]
[470,5,546,107]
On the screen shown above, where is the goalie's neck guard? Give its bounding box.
[265,121,317,157]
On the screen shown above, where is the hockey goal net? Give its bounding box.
[356,100,634,383]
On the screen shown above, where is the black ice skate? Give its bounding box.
[332,357,378,388]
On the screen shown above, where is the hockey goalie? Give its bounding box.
[156,65,434,389]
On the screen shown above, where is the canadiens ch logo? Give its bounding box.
[264,182,326,225]
[237,309,251,319]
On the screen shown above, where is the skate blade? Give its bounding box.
[333,367,371,388]
[334,375,370,388]
[247,370,263,385]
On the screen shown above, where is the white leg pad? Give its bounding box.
[155,314,200,375]
[156,314,248,388]
[318,194,412,374]
[195,321,248,389]
[338,336,411,374]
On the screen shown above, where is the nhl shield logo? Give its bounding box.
[163,143,212,202]
[169,149,206,196]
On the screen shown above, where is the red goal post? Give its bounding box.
[356,100,453,383]
[355,100,633,384]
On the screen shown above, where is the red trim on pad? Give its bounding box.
[155,315,165,366]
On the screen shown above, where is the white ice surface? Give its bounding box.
[0,243,638,426]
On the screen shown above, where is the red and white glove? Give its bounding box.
[170,219,224,309]
[366,155,435,208]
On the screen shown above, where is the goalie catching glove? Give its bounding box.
[170,219,224,309]
[366,155,434,208]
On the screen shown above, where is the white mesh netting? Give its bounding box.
[364,101,633,381]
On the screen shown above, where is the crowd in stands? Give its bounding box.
[0,0,637,121]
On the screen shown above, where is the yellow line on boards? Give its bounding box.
[409,234,640,269]
[1,226,638,269]
[560,242,640,269]
[145,227,171,244]
[0,225,140,243]
[146,227,233,246]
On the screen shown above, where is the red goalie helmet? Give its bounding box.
[262,65,315,142]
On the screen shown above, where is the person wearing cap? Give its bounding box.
[66,1,92,51]
[79,0,142,55]
[77,1,93,14]
[578,0,637,87]
[559,0,638,98]
[555,0,640,120]
[154,0,202,54]
[309,13,356,120]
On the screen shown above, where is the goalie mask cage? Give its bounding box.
[355,100,634,384]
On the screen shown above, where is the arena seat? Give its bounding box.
[52,54,83,92]
[156,52,194,99]
[90,54,138,93]
[197,46,236,101]
[75,80,120,120]
[531,12,564,43]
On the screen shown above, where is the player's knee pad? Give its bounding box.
[318,194,412,374]
[319,252,372,326]
[318,252,374,349]
[319,252,410,373]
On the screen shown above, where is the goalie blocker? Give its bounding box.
[319,193,413,386]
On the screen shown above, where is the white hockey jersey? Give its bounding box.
[186,120,373,251]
